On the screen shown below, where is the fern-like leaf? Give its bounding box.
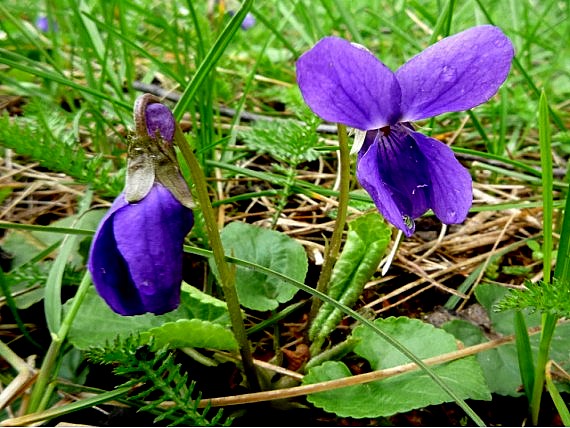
[495,278,570,318]
[86,336,230,426]
[0,101,124,196]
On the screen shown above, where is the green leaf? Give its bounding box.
[496,279,570,319]
[66,284,231,350]
[143,319,237,351]
[181,282,231,325]
[240,119,320,163]
[216,222,308,311]
[310,212,390,341]
[443,319,522,396]
[443,284,570,397]
[304,317,490,418]
[475,283,541,334]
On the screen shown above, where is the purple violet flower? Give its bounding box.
[227,10,256,30]
[35,16,57,33]
[88,99,194,315]
[240,12,256,30]
[296,25,514,236]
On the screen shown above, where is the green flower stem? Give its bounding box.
[27,271,92,413]
[174,127,260,392]
[309,124,351,323]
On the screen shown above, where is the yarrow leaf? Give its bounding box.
[239,119,321,163]
[86,337,229,426]
[0,102,123,196]
[495,279,570,318]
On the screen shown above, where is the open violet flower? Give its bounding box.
[296,25,514,236]
[88,96,194,315]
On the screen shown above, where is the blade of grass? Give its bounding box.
[0,4,65,76]
[44,191,93,334]
[474,0,566,131]
[80,12,185,86]
[0,49,131,111]
[172,0,253,121]
[428,0,456,43]
[251,7,300,58]
[514,310,535,402]
[4,385,131,426]
[327,0,363,43]
[529,90,557,425]
[539,91,554,283]
[0,267,43,350]
[545,361,570,426]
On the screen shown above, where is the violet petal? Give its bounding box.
[296,36,401,130]
[356,125,432,236]
[88,184,193,315]
[411,130,473,224]
[396,25,514,122]
[88,194,146,315]
[112,184,194,315]
[145,103,175,142]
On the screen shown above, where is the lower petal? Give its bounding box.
[357,132,420,236]
[412,131,472,224]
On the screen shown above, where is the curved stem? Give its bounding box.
[309,123,351,323]
[174,127,260,392]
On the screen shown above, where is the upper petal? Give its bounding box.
[396,25,514,122]
[88,194,146,315]
[113,184,194,315]
[412,130,473,224]
[296,36,401,130]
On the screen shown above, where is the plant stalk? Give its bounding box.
[174,127,260,392]
[309,123,351,323]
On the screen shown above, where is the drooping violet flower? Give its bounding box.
[296,26,514,236]
[88,95,194,315]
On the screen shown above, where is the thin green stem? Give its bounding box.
[174,127,260,392]
[27,272,92,413]
[309,123,351,323]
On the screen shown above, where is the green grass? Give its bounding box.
[0,0,569,425]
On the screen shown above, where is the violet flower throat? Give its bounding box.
[296,25,514,236]
[88,95,194,316]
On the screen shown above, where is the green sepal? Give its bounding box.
[125,98,194,208]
